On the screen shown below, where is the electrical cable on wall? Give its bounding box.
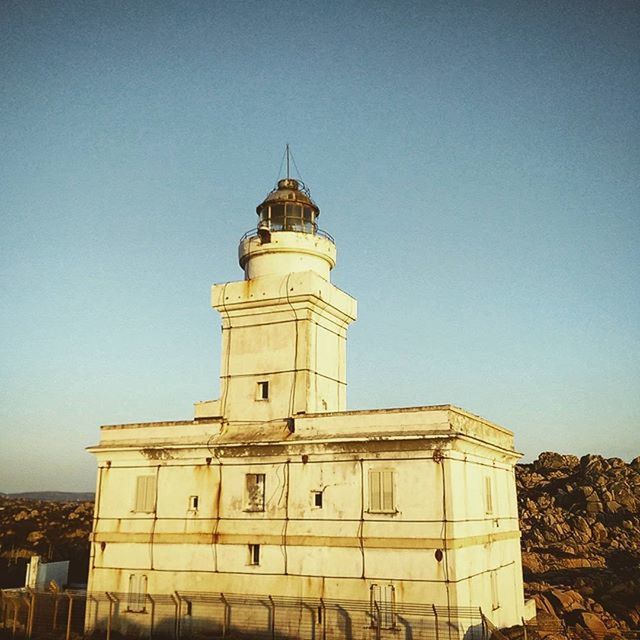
[438,454,453,640]
[218,282,233,420]
[284,273,300,418]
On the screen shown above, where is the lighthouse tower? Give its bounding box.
[197,167,357,424]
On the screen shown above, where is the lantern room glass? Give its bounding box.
[259,203,317,233]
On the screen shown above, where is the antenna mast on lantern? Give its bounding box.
[285,143,290,179]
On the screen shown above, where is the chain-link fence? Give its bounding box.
[1,588,493,640]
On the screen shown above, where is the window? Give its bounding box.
[127,574,147,612]
[189,495,199,511]
[312,491,323,508]
[134,476,156,513]
[370,584,396,629]
[368,470,395,513]
[485,476,494,515]
[248,544,260,565]
[256,381,269,400]
[245,473,265,511]
[490,570,500,610]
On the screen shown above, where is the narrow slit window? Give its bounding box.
[312,491,323,508]
[189,495,199,511]
[485,476,494,515]
[248,544,260,565]
[257,381,269,400]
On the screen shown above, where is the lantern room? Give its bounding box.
[256,177,319,234]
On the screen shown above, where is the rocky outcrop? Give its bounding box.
[517,453,640,636]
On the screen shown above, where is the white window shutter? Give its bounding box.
[382,471,394,512]
[135,476,156,512]
[127,574,137,611]
[139,574,148,609]
[144,476,156,512]
[135,477,145,511]
[369,470,381,512]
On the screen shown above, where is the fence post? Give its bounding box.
[171,591,181,640]
[52,593,60,631]
[147,594,155,639]
[20,593,31,639]
[220,593,228,638]
[268,595,275,640]
[373,601,381,640]
[26,589,35,639]
[521,617,527,640]
[12,598,20,639]
[320,598,326,640]
[106,592,117,640]
[0,591,5,631]
[433,604,439,640]
[65,593,74,640]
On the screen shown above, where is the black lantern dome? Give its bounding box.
[256,177,320,235]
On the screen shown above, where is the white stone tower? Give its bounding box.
[196,167,357,424]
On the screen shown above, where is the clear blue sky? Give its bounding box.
[1,0,638,492]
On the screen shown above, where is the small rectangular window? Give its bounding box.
[248,544,260,565]
[256,381,269,400]
[245,473,266,511]
[485,476,494,515]
[134,476,156,513]
[127,574,147,612]
[368,470,395,513]
[189,495,199,511]
[312,491,323,508]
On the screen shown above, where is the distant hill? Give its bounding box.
[2,491,94,502]
[0,493,94,588]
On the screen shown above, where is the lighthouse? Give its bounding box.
[86,155,533,640]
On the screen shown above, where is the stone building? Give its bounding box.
[86,170,533,637]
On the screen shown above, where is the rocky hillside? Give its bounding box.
[517,453,640,637]
[0,495,93,588]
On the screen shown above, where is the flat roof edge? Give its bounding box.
[100,419,221,431]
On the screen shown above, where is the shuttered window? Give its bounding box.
[127,573,148,612]
[370,584,396,628]
[368,470,395,513]
[134,475,156,513]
